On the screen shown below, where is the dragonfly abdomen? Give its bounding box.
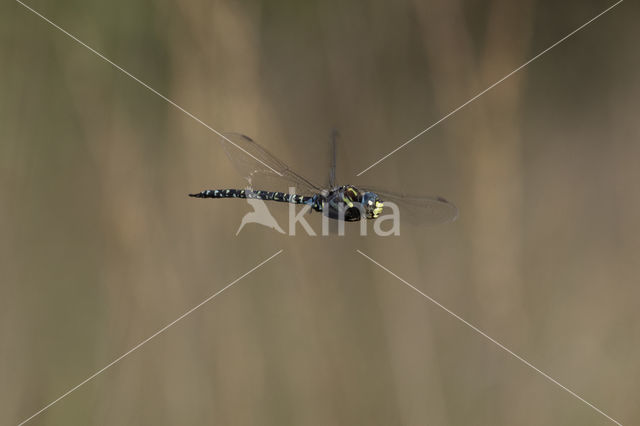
[189,189,319,208]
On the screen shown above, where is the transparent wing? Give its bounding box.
[219,133,323,194]
[329,129,338,189]
[361,187,459,224]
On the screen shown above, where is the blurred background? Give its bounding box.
[1,0,638,424]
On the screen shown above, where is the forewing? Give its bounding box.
[362,187,459,225]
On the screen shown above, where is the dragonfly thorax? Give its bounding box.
[323,185,384,222]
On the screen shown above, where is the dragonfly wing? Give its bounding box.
[361,187,459,224]
[329,129,338,189]
[220,133,323,194]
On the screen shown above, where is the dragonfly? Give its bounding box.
[189,131,458,224]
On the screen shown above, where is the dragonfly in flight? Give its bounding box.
[189,131,458,224]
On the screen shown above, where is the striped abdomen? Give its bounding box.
[189,189,322,211]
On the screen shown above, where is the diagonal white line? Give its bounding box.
[17,249,284,426]
[355,0,624,176]
[15,0,283,177]
[356,250,623,425]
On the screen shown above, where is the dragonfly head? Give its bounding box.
[361,191,384,219]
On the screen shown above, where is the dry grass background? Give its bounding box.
[1,0,639,424]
